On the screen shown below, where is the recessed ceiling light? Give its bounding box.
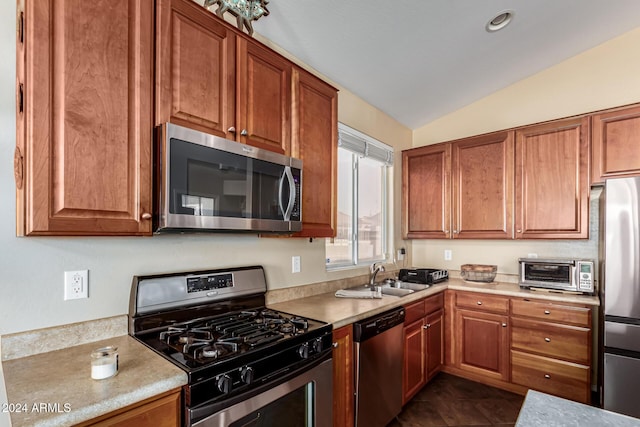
[486,10,514,32]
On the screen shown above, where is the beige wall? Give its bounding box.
[410,28,640,275]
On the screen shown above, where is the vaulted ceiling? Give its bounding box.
[252,1,640,129]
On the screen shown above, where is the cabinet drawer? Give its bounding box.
[511,299,591,327]
[405,292,444,325]
[511,318,590,364]
[424,293,444,315]
[456,292,509,314]
[511,350,590,404]
[405,300,426,325]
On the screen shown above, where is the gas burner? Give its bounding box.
[279,324,293,334]
[291,317,309,330]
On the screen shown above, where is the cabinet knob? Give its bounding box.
[423,324,431,329]
[477,301,482,305]
[453,230,459,234]
[241,129,248,136]
[517,229,522,233]
[141,213,152,220]
[332,342,338,348]
[544,310,551,315]
[544,374,551,379]
[227,126,236,133]
[502,323,507,328]
[544,337,551,342]
[444,230,449,234]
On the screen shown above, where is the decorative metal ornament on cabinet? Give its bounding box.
[204,0,270,36]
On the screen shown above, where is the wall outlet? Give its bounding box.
[64,270,88,300]
[292,256,301,273]
[444,250,452,261]
[396,248,405,261]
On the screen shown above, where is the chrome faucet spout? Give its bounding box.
[369,262,386,286]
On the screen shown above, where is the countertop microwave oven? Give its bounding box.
[518,258,595,294]
[156,123,302,233]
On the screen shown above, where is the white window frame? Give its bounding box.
[326,123,394,270]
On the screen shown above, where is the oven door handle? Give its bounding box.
[278,166,295,221]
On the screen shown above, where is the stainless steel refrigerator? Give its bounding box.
[601,176,640,417]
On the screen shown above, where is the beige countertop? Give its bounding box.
[2,335,187,427]
[268,278,600,328]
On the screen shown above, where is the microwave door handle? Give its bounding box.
[278,169,286,219]
[283,167,295,221]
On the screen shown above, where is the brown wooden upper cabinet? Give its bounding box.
[402,144,451,239]
[291,68,338,238]
[591,104,640,184]
[402,131,514,239]
[452,132,514,239]
[156,0,291,155]
[514,117,590,239]
[16,0,154,236]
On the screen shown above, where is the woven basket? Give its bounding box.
[460,264,497,283]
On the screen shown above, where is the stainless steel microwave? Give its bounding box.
[518,258,595,294]
[156,123,302,233]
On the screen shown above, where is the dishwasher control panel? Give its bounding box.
[353,307,405,342]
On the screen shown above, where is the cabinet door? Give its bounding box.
[155,0,236,138]
[402,144,451,239]
[425,309,444,380]
[515,117,590,239]
[237,39,291,155]
[291,68,338,238]
[455,309,509,381]
[403,318,426,404]
[332,325,354,427]
[452,132,514,239]
[592,104,640,183]
[17,0,153,235]
[77,389,181,426]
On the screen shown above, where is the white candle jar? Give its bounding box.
[91,346,119,380]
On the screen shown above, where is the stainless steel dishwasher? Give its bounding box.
[353,306,405,427]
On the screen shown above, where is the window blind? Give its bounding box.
[338,123,394,166]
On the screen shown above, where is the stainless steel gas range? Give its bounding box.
[128,266,333,426]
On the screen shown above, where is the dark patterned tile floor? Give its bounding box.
[387,373,525,427]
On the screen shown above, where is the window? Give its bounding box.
[326,123,393,269]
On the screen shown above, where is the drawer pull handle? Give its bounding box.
[544,310,551,315]
[477,301,482,305]
[545,337,551,342]
[332,342,339,348]
[423,324,431,329]
[544,374,551,379]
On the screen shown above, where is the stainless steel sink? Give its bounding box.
[343,280,431,297]
[388,281,431,291]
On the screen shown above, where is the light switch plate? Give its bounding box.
[292,256,301,273]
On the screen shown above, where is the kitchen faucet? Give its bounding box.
[369,262,386,286]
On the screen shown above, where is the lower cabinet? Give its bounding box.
[402,293,444,404]
[510,298,592,403]
[455,308,510,382]
[332,325,354,427]
[445,290,593,404]
[75,389,181,427]
[453,292,510,382]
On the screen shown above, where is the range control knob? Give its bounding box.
[216,374,232,394]
[298,343,310,359]
[240,366,254,384]
[312,338,324,353]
